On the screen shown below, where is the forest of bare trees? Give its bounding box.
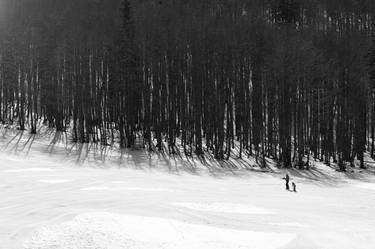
[1,0,375,171]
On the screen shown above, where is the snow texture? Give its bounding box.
[24,212,295,249]
[172,202,275,214]
[1,130,375,249]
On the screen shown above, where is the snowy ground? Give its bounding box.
[1,129,375,249]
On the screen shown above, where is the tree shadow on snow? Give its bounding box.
[2,128,375,184]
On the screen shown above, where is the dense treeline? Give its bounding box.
[1,0,375,171]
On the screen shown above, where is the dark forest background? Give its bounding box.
[1,0,375,171]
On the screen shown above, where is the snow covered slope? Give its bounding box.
[1,129,375,249]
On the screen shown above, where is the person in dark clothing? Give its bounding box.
[292,182,297,192]
[283,174,290,190]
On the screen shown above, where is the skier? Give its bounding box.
[282,174,290,191]
[292,182,297,192]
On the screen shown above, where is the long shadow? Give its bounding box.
[120,148,147,170]
[282,159,375,186]
[9,130,25,153]
[287,168,336,186]
[3,127,375,185]
[25,134,36,156]
[46,131,63,153]
[2,130,22,150]
[74,143,92,164]
[0,130,38,157]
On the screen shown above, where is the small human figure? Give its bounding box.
[292,182,297,192]
[283,174,290,191]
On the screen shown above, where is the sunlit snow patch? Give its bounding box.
[111,181,126,184]
[81,186,173,192]
[268,222,308,228]
[173,202,275,215]
[355,183,375,190]
[3,168,55,173]
[80,186,111,191]
[24,212,295,249]
[39,179,73,184]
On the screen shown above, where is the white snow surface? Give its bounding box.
[355,183,375,190]
[24,212,295,249]
[172,202,275,214]
[39,179,73,184]
[1,130,375,249]
[80,186,173,192]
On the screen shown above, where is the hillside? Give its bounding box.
[1,129,375,249]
